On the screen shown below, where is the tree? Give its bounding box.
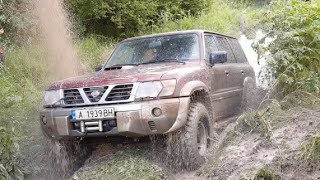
[68,0,209,38]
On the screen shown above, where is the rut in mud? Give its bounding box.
[69,101,320,180]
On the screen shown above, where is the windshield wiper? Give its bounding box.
[139,58,186,65]
[159,58,186,64]
[106,63,139,68]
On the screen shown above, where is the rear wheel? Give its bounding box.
[167,102,212,170]
[241,82,256,111]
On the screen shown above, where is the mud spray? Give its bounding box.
[32,0,81,79]
[29,0,89,179]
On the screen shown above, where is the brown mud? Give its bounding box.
[198,106,320,180]
[69,88,320,180]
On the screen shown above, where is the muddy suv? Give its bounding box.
[40,30,255,169]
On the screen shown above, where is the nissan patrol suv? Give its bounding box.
[40,30,255,170]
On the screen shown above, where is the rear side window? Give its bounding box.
[229,38,248,63]
[204,35,219,60]
[215,37,236,63]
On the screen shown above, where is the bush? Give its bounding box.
[0,127,23,180]
[77,36,115,71]
[146,0,264,37]
[0,44,51,178]
[256,0,320,96]
[0,0,33,45]
[68,0,210,38]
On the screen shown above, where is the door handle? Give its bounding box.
[225,70,229,76]
[241,70,244,75]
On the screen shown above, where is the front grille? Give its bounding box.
[83,86,108,102]
[62,83,135,106]
[64,89,84,105]
[106,84,133,101]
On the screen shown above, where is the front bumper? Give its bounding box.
[40,97,190,139]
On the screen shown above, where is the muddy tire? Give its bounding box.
[43,135,90,179]
[167,102,211,170]
[241,81,256,111]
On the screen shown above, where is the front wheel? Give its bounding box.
[167,102,212,170]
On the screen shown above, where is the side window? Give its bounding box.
[229,39,248,63]
[204,35,219,61]
[215,36,236,63]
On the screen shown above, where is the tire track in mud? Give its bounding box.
[70,141,169,180]
[69,88,267,180]
[70,105,320,180]
[68,121,237,180]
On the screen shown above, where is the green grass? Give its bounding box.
[76,35,116,71]
[301,135,320,162]
[144,0,265,37]
[0,44,52,177]
[71,149,165,180]
[240,168,279,180]
[234,101,284,138]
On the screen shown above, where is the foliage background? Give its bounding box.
[68,0,210,37]
[1,0,318,179]
[256,0,320,96]
[0,0,264,177]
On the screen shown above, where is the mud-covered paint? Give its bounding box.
[42,30,255,139]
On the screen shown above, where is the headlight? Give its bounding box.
[44,90,62,107]
[159,79,176,97]
[135,79,176,99]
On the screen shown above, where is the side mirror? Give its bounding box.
[209,51,227,65]
[95,64,103,72]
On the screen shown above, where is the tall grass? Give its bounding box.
[76,35,116,71]
[146,0,264,37]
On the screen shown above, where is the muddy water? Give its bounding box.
[32,0,81,79]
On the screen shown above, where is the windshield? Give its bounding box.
[105,33,200,67]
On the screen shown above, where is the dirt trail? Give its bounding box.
[198,106,320,180]
[70,105,320,180]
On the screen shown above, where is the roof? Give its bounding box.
[122,30,236,42]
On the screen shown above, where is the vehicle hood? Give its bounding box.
[47,63,202,90]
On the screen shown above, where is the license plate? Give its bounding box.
[71,108,115,120]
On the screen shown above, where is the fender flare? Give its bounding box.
[243,77,256,88]
[165,81,210,134]
[179,81,210,97]
[243,77,256,95]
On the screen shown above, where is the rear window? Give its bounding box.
[215,37,236,63]
[228,38,248,63]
